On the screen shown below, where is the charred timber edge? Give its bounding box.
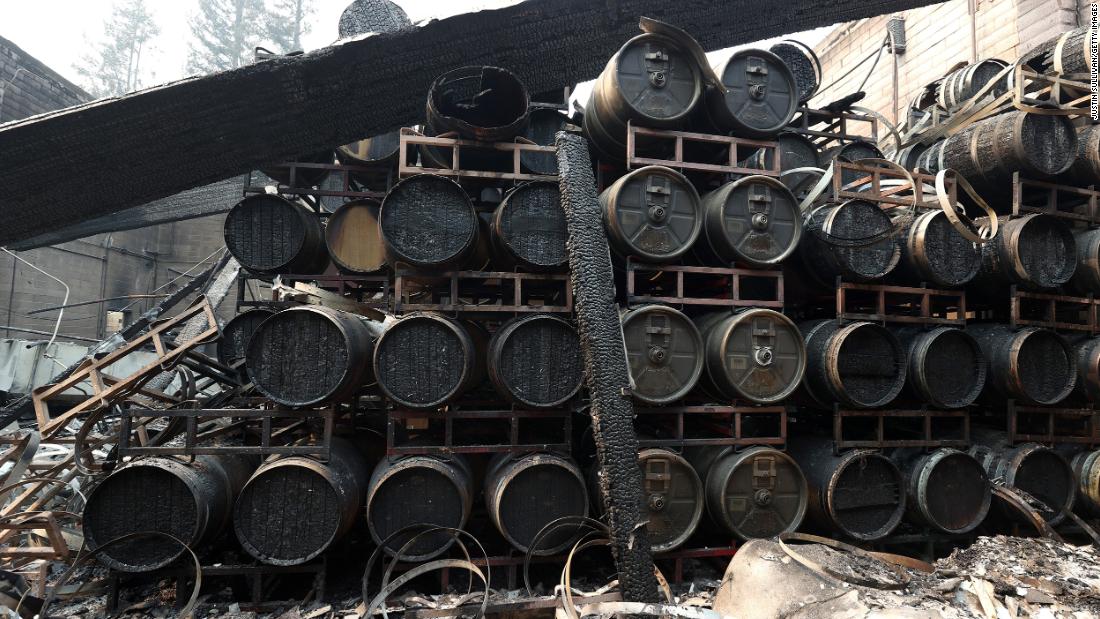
[0,0,948,247]
[556,130,658,602]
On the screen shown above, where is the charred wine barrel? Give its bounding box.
[788,438,905,541]
[893,448,991,534]
[968,324,1075,405]
[1071,228,1100,294]
[233,439,368,565]
[694,309,806,404]
[600,166,702,263]
[698,175,802,267]
[937,59,1009,110]
[380,174,479,268]
[892,142,930,171]
[488,314,583,408]
[1071,335,1100,403]
[584,33,702,161]
[217,308,276,372]
[940,111,1078,193]
[522,107,568,175]
[799,200,901,285]
[421,66,530,170]
[374,313,485,408]
[620,305,704,405]
[892,326,987,409]
[704,49,798,138]
[366,455,473,560]
[337,131,401,167]
[224,195,327,275]
[1063,124,1100,187]
[490,182,568,269]
[1071,449,1100,515]
[823,140,885,186]
[1021,27,1093,78]
[246,306,380,407]
[769,40,821,103]
[896,209,982,288]
[914,139,946,172]
[485,453,588,555]
[799,319,907,409]
[325,199,387,274]
[970,437,1076,525]
[688,446,807,540]
[84,455,254,572]
[975,214,1077,290]
[260,150,333,188]
[743,132,821,195]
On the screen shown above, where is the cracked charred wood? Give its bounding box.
[937,59,1009,110]
[592,448,703,553]
[891,326,987,409]
[600,165,702,264]
[1062,123,1100,188]
[521,107,570,175]
[488,314,583,408]
[892,448,991,535]
[621,304,704,405]
[223,195,328,275]
[338,0,411,38]
[233,438,369,566]
[1021,27,1093,78]
[1070,228,1100,294]
[490,182,569,270]
[893,209,982,288]
[365,454,473,561]
[973,214,1077,291]
[246,306,382,407]
[769,41,820,103]
[216,308,277,376]
[485,452,589,555]
[797,200,901,286]
[380,174,481,268]
[584,33,702,162]
[1070,335,1100,403]
[697,175,803,267]
[701,49,799,138]
[787,437,906,542]
[968,323,1076,406]
[798,319,907,409]
[686,445,807,541]
[83,455,256,572]
[694,309,806,404]
[557,130,659,601]
[1070,449,1100,515]
[970,431,1076,525]
[0,0,947,247]
[325,198,388,274]
[374,313,487,409]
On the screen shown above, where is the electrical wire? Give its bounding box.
[813,34,890,101]
[1,249,68,349]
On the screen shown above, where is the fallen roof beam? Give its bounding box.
[0,0,945,246]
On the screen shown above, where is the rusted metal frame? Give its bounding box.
[0,513,71,560]
[386,408,572,455]
[393,270,573,314]
[1012,172,1100,225]
[625,122,781,177]
[831,161,937,208]
[634,405,786,449]
[836,281,966,325]
[1013,68,1092,114]
[833,408,970,451]
[398,129,558,182]
[1007,400,1100,446]
[625,261,784,309]
[117,407,334,457]
[244,162,388,200]
[790,107,879,146]
[1010,286,1099,333]
[282,272,392,307]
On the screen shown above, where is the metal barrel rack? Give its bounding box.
[384,405,573,456]
[832,406,971,453]
[624,122,781,178]
[392,269,573,315]
[624,260,784,310]
[1006,400,1100,447]
[634,404,787,450]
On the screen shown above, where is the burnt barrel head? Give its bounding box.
[375,313,479,409]
[704,447,808,540]
[827,450,906,541]
[901,448,991,534]
[491,182,568,269]
[217,308,276,371]
[1017,112,1078,177]
[769,41,820,103]
[1073,335,1100,403]
[485,453,588,555]
[898,326,987,409]
[600,166,702,263]
[800,320,907,409]
[979,214,1076,290]
[488,314,582,408]
[972,440,1076,525]
[706,49,799,138]
[902,209,982,288]
[696,309,806,404]
[801,200,901,285]
[700,175,803,267]
[1071,228,1100,295]
[969,324,1076,406]
[823,140,885,186]
[337,0,411,37]
[224,194,326,275]
[380,174,478,268]
[521,108,568,175]
[366,456,472,561]
[621,305,704,405]
[426,66,529,140]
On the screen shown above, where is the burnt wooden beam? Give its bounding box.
[0,0,945,246]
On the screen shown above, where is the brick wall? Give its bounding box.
[0,35,89,124]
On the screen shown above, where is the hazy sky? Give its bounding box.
[2,0,833,94]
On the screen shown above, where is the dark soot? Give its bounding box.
[1018,331,1073,404]
[498,463,587,549]
[381,178,475,266]
[837,326,902,406]
[1017,217,1075,287]
[371,466,465,557]
[376,318,466,406]
[833,455,900,537]
[224,197,306,272]
[497,317,582,405]
[924,452,988,531]
[235,466,340,564]
[922,330,983,405]
[920,213,981,285]
[1020,114,1077,175]
[1014,450,1073,515]
[499,184,568,267]
[248,312,349,405]
[829,202,897,279]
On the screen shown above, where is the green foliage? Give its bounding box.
[73,0,161,98]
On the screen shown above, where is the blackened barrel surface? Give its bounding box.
[423,66,529,162]
[769,41,820,103]
[1071,449,1100,515]
[325,199,388,274]
[1072,335,1100,403]
[1071,228,1100,294]
[968,324,1076,405]
[217,308,276,370]
[971,437,1076,525]
[375,313,483,408]
[337,131,401,167]
[822,140,885,187]
[337,0,410,37]
[937,59,1009,110]
[600,166,702,263]
[224,195,326,274]
[788,438,905,541]
[799,319,907,409]
[485,453,588,555]
[894,448,991,534]
[233,439,368,565]
[893,326,987,409]
[897,209,982,288]
[976,214,1076,290]
[699,175,802,267]
[380,174,478,268]
[84,455,253,572]
[1065,123,1100,187]
[366,455,473,560]
[246,306,380,407]
[800,200,901,285]
[705,49,798,138]
[522,108,568,175]
[695,309,806,404]
[1021,27,1093,77]
[621,305,704,405]
[692,446,808,540]
[488,314,583,408]
[491,182,568,269]
[744,132,820,198]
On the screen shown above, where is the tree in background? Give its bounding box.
[73,0,161,98]
[265,0,315,53]
[187,0,268,74]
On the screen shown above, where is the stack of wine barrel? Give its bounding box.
[82,24,1100,597]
